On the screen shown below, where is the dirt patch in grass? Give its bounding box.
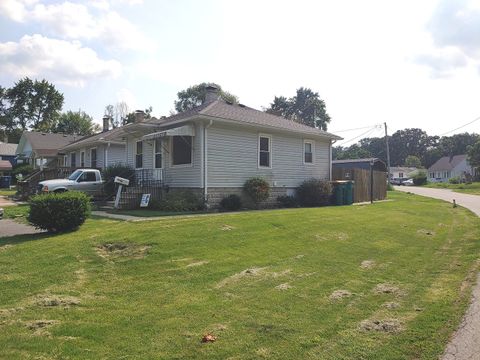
[275,283,293,291]
[383,302,400,309]
[417,229,435,236]
[0,244,14,252]
[216,267,290,288]
[186,261,209,268]
[35,295,80,307]
[294,254,305,259]
[374,283,406,296]
[220,225,234,231]
[329,289,352,300]
[359,318,402,333]
[96,243,151,260]
[0,307,24,318]
[25,320,59,336]
[360,260,375,269]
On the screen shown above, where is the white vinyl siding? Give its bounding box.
[207,123,330,187]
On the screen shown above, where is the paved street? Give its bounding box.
[395,186,480,360]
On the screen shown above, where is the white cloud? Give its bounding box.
[0,0,153,51]
[0,34,122,87]
[116,88,137,109]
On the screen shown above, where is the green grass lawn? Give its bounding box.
[0,188,16,197]
[425,181,480,195]
[106,208,206,217]
[2,204,29,223]
[1,192,479,359]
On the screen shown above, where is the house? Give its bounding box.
[16,131,79,169]
[428,155,474,183]
[332,158,387,172]
[0,142,18,169]
[60,117,126,170]
[389,166,418,180]
[105,86,342,207]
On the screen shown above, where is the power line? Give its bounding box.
[331,124,382,133]
[337,125,381,147]
[439,115,480,136]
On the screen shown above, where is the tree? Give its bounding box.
[438,133,479,157]
[124,106,153,125]
[265,87,331,130]
[333,144,371,160]
[174,82,238,113]
[54,110,100,136]
[467,140,480,171]
[104,101,130,128]
[6,78,63,131]
[388,128,437,166]
[405,155,422,168]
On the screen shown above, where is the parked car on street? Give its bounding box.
[37,169,104,197]
[403,179,414,186]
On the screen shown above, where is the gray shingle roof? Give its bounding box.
[428,155,467,172]
[61,126,127,151]
[151,98,341,139]
[0,142,17,156]
[23,132,79,151]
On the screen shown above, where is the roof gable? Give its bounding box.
[428,155,468,171]
[0,142,18,156]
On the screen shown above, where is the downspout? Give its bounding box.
[204,120,213,204]
[330,139,337,181]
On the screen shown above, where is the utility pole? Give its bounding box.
[384,122,391,186]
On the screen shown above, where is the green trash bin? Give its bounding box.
[333,181,346,205]
[343,181,353,205]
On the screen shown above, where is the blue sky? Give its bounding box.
[1,0,479,143]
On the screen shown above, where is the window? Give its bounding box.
[79,171,97,182]
[258,135,271,168]
[304,140,313,164]
[64,155,67,167]
[71,153,76,168]
[399,172,404,178]
[90,148,97,168]
[429,172,435,178]
[172,136,192,166]
[135,141,143,168]
[154,138,162,168]
[80,151,85,167]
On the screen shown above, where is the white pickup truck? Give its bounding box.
[37,169,104,197]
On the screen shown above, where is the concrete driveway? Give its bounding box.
[395,186,480,360]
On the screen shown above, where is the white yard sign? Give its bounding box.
[140,194,151,208]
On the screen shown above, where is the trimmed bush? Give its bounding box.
[219,194,242,211]
[413,170,427,186]
[28,191,91,232]
[296,178,332,207]
[102,164,135,198]
[277,195,298,208]
[449,176,460,184]
[155,191,204,212]
[243,177,270,207]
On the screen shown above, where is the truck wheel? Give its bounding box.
[54,189,67,193]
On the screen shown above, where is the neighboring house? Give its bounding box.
[106,86,341,207]
[389,166,418,180]
[16,131,79,169]
[428,155,474,183]
[0,142,18,168]
[60,117,126,170]
[332,158,387,172]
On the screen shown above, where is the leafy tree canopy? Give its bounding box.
[467,140,480,168]
[174,83,238,113]
[265,87,331,130]
[404,155,422,168]
[54,110,100,136]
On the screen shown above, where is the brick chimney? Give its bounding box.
[102,115,110,132]
[135,110,145,123]
[205,85,220,103]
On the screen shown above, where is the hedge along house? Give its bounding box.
[107,86,342,208]
[60,116,127,170]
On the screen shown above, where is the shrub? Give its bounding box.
[12,164,34,183]
[296,178,332,207]
[277,195,298,208]
[219,194,242,211]
[155,191,204,212]
[243,177,270,207]
[412,170,427,186]
[102,164,135,198]
[28,191,91,232]
[387,183,395,191]
[449,176,460,184]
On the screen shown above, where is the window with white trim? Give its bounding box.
[80,151,85,167]
[71,153,76,168]
[90,148,97,168]
[172,136,192,166]
[154,138,162,169]
[304,140,314,164]
[135,141,143,168]
[258,135,271,168]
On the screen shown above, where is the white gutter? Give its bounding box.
[204,120,213,203]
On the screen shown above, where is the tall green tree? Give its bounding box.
[6,78,64,131]
[438,133,479,157]
[404,155,422,168]
[389,128,437,166]
[265,87,331,130]
[467,140,480,171]
[54,110,99,136]
[174,83,238,113]
[333,144,372,160]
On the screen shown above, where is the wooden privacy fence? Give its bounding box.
[333,168,387,203]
